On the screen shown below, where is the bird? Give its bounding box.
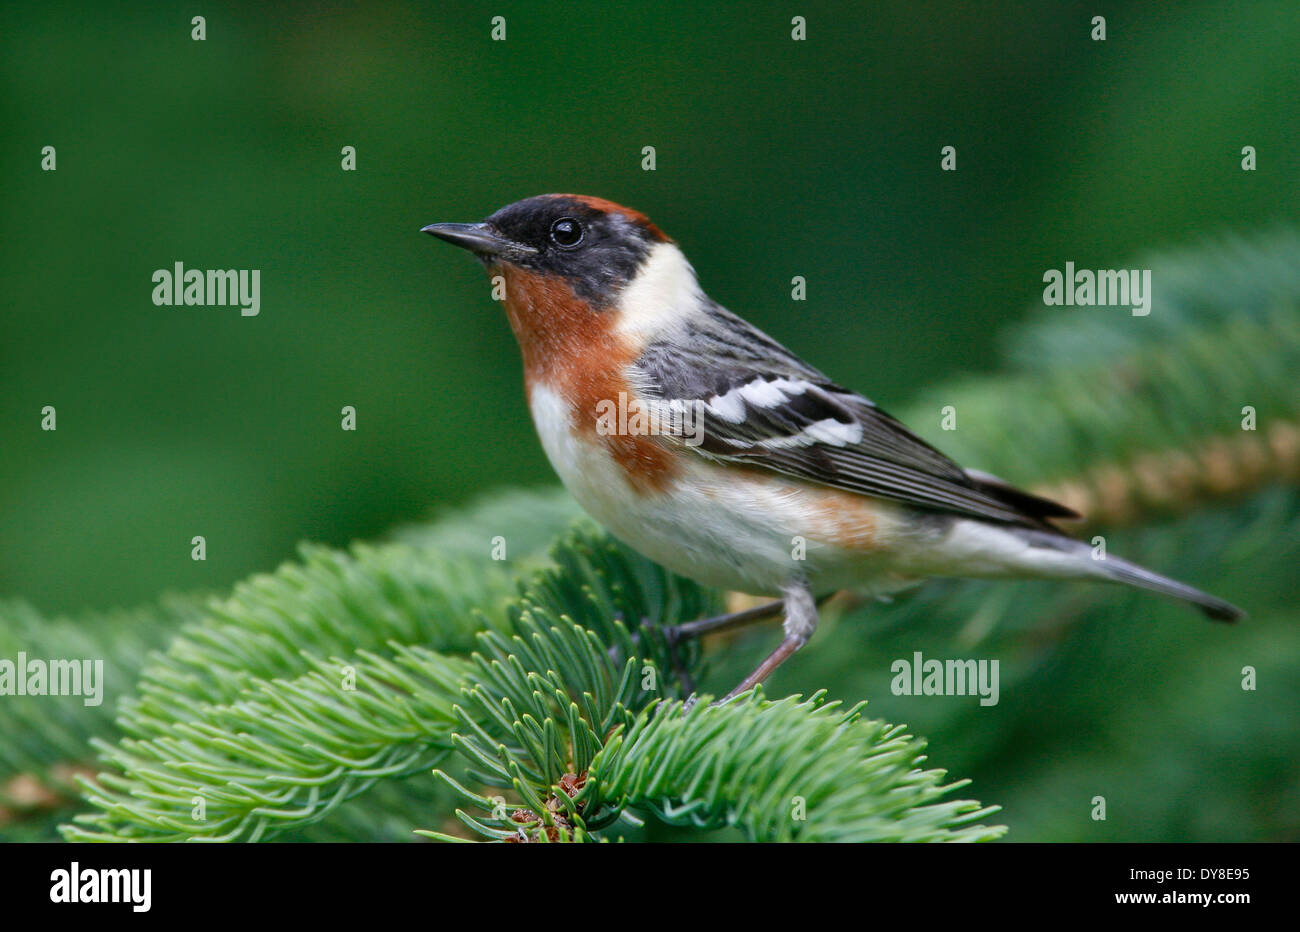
[423,194,1244,701]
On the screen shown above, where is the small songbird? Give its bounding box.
[424,194,1243,700]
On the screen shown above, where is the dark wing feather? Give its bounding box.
[633,304,1078,528]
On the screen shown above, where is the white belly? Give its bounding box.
[527,384,916,595]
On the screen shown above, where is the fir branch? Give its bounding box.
[62,647,470,842]
[64,526,1003,842]
[585,694,1002,842]
[0,492,577,801]
[434,614,1003,842]
[58,525,713,842]
[424,530,1002,842]
[0,594,210,783]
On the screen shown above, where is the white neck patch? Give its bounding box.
[613,241,704,343]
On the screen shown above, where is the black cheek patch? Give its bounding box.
[485,196,657,308]
[552,237,651,307]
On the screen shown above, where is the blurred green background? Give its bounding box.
[5,0,1297,612]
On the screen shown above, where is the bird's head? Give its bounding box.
[423,194,687,308]
[424,194,706,378]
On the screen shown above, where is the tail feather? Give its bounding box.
[1099,555,1245,623]
[964,469,1082,524]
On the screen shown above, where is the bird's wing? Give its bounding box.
[631,305,1077,527]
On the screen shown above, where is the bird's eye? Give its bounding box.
[549,217,584,248]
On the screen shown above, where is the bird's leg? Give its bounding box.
[664,638,697,697]
[665,600,782,701]
[664,599,786,641]
[661,608,782,699]
[717,579,818,704]
[666,590,835,643]
[664,586,831,709]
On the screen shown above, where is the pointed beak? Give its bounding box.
[420,222,534,259]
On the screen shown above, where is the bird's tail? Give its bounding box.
[1095,553,1244,622]
[948,523,1243,622]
